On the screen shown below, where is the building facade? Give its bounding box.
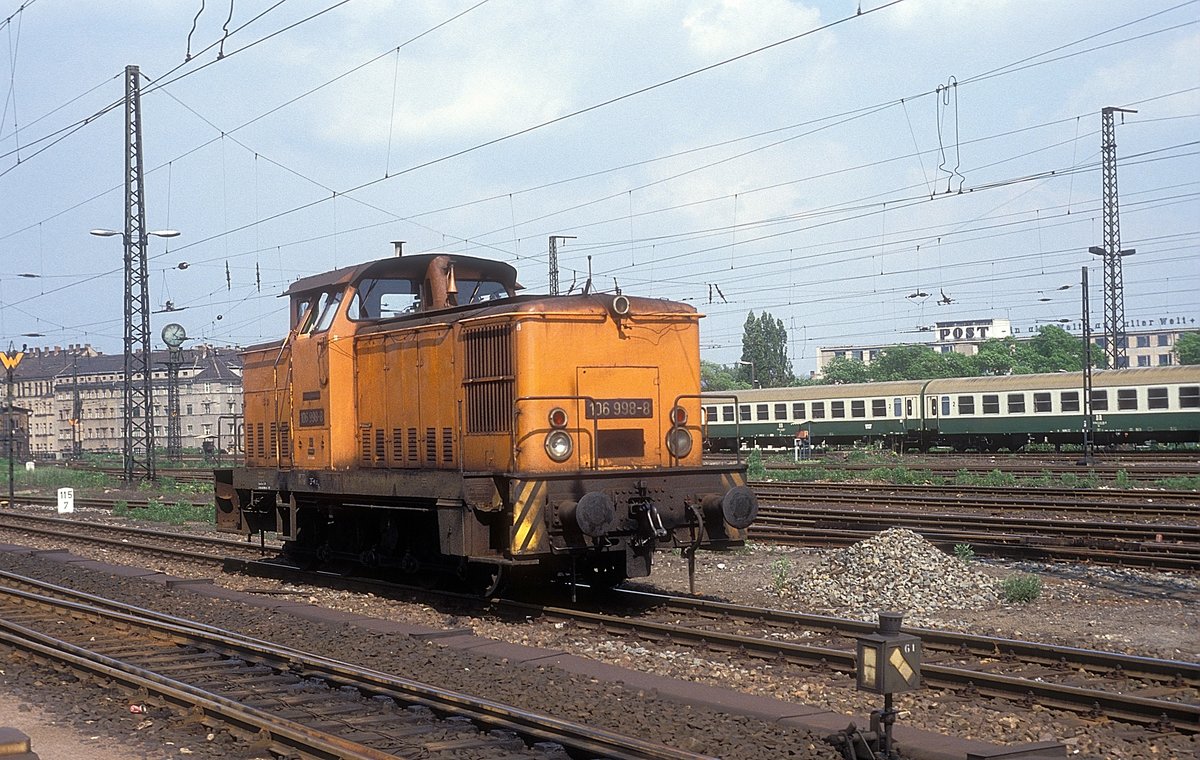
[8,344,242,458]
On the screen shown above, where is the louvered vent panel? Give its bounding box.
[256,423,265,458]
[245,424,255,462]
[375,429,386,462]
[280,423,291,461]
[462,324,514,434]
[391,428,403,462]
[425,428,436,464]
[407,428,418,464]
[269,422,278,458]
[442,427,454,463]
[360,428,371,463]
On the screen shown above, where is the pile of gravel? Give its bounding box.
[785,528,1003,619]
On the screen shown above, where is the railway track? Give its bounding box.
[232,557,1200,734]
[0,511,1195,735]
[0,570,712,760]
[751,481,1200,517]
[744,481,1200,571]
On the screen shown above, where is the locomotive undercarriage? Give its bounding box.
[215,466,755,595]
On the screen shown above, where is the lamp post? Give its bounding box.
[90,227,180,481]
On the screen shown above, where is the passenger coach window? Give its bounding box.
[722,406,734,422]
[1007,394,1025,414]
[831,401,845,418]
[1061,391,1080,412]
[812,402,826,419]
[873,399,887,417]
[851,400,866,418]
[1147,387,1169,410]
[739,405,751,421]
[1091,390,1109,411]
[704,406,718,423]
[940,396,951,416]
[1033,392,1052,413]
[792,402,806,419]
[982,395,1000,414]
[756,404,770,420]
[1117,389,1138,410]
[1181,386,1200,408]
[775,403,788,419]
[958,396,975,415]
[893,398,903,417]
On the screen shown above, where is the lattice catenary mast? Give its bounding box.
[1088,106,1137,370]
[122,65,156,480]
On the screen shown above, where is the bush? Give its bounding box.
[771,557,792,593]
[746,449,765,479]
[1002,573,1042,603]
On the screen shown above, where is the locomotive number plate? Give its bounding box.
[586,398,653,419]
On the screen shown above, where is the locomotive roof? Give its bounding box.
[283,253,520,297]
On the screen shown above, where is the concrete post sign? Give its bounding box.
[57,488,74,514]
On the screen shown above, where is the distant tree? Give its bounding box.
[971,338,1017,376]
[1014,325,1083,374]
[740,311,796,387]
[1176,332,1200,365]
[868,344,947,381]
[822,356,870,384]
[700,360,748,391]
[941,350,978,378]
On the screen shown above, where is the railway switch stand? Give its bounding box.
[829,611,922,760]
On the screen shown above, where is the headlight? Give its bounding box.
[545,430,573,462]
[666,427,693,458]
[669,405,688,426]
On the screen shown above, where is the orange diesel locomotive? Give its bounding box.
[215,245,757,592]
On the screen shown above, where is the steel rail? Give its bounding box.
[490,593,1200,732]
[0,575,717,760]
[221,558,1200,733]
[747,524,1200,571]
[750,481,1200,508]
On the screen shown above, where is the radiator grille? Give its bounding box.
[462,324,514,434]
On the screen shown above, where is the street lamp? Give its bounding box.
[736,360,759,388]
[90,227,181,481]
[90,228,180,240]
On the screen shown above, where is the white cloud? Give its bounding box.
[683,0,823,57]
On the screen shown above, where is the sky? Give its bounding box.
[1,0,1197,375]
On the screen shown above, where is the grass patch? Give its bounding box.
[771,557,792,593]
[119,498,213,525]
[953,543,975,561]
[1002,573,1042,603]
[1153,475,1200,491]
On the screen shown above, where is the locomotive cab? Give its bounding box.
[217,248,757,594]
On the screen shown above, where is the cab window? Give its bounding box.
[311,290,344,333]
[349,278,420,319]
[457,278,510,304]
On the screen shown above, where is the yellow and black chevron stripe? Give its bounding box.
[719,471,746,491]
[510,479,548,555]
